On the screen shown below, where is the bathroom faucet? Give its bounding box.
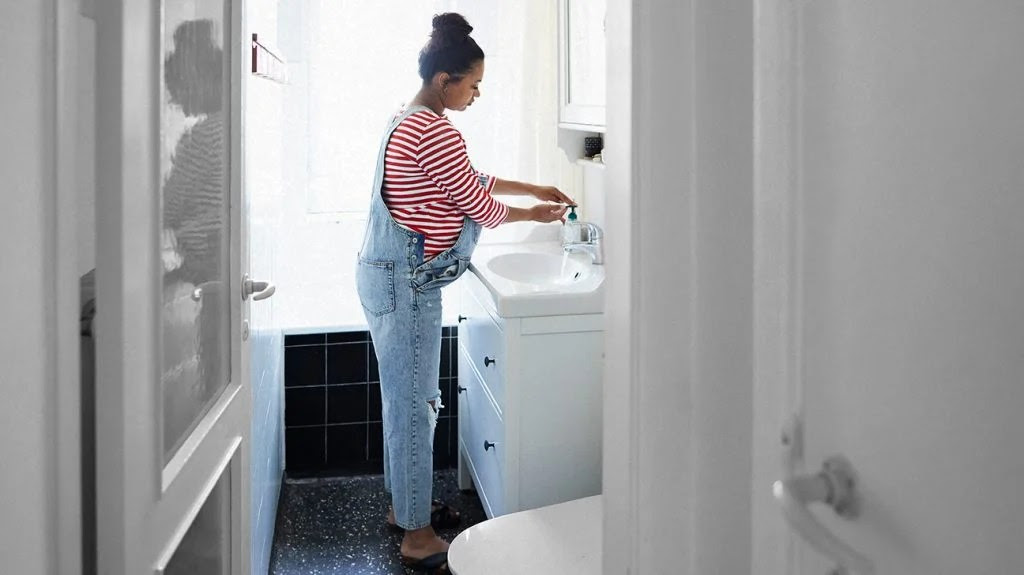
[562,221,604,265]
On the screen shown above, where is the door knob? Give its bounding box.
[484,356,496,367]
[483,440,495,451]
[457,386,467,394]
[190,280,223,302]
[773,455,874,574]
[242,274,276,301]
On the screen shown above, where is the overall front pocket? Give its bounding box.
[356,258,396,316]
[413,258,471,293]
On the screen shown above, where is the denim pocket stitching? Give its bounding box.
[357,258,396,317]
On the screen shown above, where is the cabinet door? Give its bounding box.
[558,0,606,130]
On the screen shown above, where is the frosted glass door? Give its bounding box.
[160,1,233,462]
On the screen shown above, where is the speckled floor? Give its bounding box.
[269,469,486,575]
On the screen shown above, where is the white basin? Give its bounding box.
[486,252,592,286]
[467,240,605,317]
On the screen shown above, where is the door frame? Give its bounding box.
[750,0,804,573]
[604,1,758,573]
[603,0,699,573]
[58,0,85,572]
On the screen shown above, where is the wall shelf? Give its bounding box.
[251,34,287,84]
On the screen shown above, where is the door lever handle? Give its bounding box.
[242,274,276,301]
[773,456,874,574]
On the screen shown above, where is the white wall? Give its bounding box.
[247,1,286,572]
[604,0,754,573]
[0,1,59,572]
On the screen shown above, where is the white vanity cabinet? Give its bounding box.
[456,270,603,518]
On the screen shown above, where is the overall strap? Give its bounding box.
[370,104,434,203]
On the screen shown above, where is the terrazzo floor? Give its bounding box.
[269,469,487,575]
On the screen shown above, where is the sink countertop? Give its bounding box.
[468,239,605,318]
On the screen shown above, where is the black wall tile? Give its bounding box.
[368,345,380,382]
[439,338,452,378]
[285,427,325,472]
[433,418,451,469]
[368,384,382,422]
[327,331,369,344]
[285,387,326,427]
[326,424,368,468]
[446,378,459,417]
[439,378,452,415]
[368,421,384,462]
[327,384,369,424]
[448,418,459,469]
[285,333,325,346]
[450,338,458,378]
[283,329,460,475]
[285,345,325,388]
[327,342,369,384]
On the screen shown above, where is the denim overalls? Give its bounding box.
[356,105,482,530]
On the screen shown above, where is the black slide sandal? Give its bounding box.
[429,500,462,530]
[387,500,461,531]
[400,551,449,572]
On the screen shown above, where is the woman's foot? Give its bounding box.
[400,526,449,572]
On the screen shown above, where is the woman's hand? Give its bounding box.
[529,203,569,223]
[531,185,576,207]
[502,201,569,224]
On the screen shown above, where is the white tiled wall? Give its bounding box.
[247,1,285,572]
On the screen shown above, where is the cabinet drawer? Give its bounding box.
[460,281,506,412]
[459,364,506,517]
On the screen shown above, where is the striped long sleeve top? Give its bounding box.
[383,109,509,260]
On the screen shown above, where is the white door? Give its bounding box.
[753,1,1024,574]
[94,0,264,572]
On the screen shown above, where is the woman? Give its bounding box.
[355,12,573,572]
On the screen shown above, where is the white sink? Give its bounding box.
[467,240,604,317]
[486,252,593,286]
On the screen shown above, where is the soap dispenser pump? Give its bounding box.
[562,206,581,245]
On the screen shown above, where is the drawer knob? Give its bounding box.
[483,440,496,451]
[484,356,496,367]
[458,315,468,323]
[457,385,467,394]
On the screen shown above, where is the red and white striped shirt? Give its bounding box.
[383,110,509,260]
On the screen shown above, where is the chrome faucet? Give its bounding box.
[562,221,604,265]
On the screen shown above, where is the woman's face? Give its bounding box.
[443,60,484,111]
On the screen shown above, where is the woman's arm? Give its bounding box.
[491,178,534,196]
[414,118,509,228]
[492,177,576,206]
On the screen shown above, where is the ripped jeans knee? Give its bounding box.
[426,397,444,431]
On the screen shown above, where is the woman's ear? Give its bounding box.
[436,72,450,91]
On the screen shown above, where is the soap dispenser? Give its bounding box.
[562,206,581,245]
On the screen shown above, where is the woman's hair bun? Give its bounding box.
[418,12,483,82]
[432,13,473,40]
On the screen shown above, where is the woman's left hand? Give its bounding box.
[532,185,575,206]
